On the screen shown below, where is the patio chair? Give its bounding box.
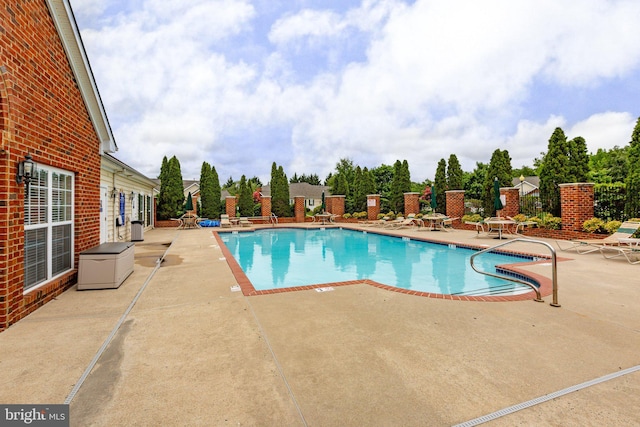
[465,220,485,233]
[442,216,459,230]
[556,221,640,254]
[598,238,640,264]
[180,213,199,229]
[239,217,252,227]
[220,214,232,228]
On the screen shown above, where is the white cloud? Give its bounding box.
[74,0,640,184]
[569,112,636,152]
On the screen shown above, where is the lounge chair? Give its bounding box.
[556,221,640,254]
[598,238,640,264]
[239,217,252,227]
[382,217,406,228]
[386,217,419,229]
[220,214,232,228]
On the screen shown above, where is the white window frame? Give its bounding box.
[23,164,74,293]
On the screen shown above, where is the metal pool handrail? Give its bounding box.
[470,238,560,307]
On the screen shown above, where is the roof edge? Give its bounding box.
[45,0,117,154]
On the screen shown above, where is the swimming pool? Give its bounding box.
[218,228,538,296]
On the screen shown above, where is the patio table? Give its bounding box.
[315,213,332,225]
[422,214,449,231]
[484,219,516,239]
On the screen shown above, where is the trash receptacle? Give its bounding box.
[131,220,144,241]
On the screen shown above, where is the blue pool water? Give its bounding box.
[219,228,534,296]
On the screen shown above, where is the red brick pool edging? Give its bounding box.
[212,229,555,303]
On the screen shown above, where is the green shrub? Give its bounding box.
[462,214,482,223]
[353,211,368,219]
[530,212,561,230]
[582,217,605,233]
[511,213,527,223]
[604,220,622,234]
[342,213,352,219]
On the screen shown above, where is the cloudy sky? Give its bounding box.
[70,0,640,183]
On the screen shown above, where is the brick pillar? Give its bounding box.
[327,195,345,216]
[559,183,594,232]
[404,192,420,217]
[260,195,271,217]
[445,190,465,221]
[367,194,381,220]
[294,196,305,223]
[225,196,237,218]
[324,196,333,213]
[500,187,520,218]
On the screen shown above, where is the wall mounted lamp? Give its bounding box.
[129,191,135,201]
[111,188,118,198]
[17,154,37,195]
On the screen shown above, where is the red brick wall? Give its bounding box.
[1,1,103,331]
[445,190,465,221]
[294,196,305,222]
[501,188,520,218]
[367,195,381,220]
[225,196,237,217]
[326,195,345,216]
[404,193,420,217]
[559,183,595,232]
[260,195,271,217]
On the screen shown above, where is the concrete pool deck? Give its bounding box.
[1,224,639,426]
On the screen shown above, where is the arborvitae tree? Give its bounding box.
[389,160,411,213]
[483,149,512,216]
[539,127,570,216]
[157,156,171,220]
[271,163,290,217]
[237,175,254,216]
[625,117,640,219]
[401,160,411,194]
[352,166,365,213]
[168,156,185,215]
[362,167,376,207]
[157,156,184,219]
[199,162,215,218]
[568,136,589,182]
[211,165,221,217]
[447,154,464,190]
[434,159,447,214]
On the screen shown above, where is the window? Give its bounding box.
[24,166,74,291]
[146,195,152,226]
[137,194,144,224]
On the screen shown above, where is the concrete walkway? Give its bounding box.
[1,225,639,426]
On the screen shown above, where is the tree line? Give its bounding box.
[156,116,640,220]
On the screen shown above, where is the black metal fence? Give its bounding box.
[465,182,638,222]
[594,184,627,221]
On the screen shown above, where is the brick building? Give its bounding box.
[0,0,128,330]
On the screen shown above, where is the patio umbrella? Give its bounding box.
[185,191,194,211]
[493,177,503,212]
[430,185,437,210]
[321,191,326,213]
